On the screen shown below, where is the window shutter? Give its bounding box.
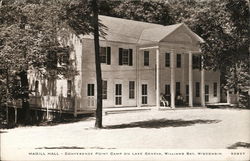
[119,48,123,65]
[129,49,133,66]
[107,47,111,65]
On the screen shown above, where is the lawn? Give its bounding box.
[1,108,250,150]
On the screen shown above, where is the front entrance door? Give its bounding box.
[115,84,122,105]
[87,84,95,108]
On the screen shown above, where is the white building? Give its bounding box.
[29,15,221,116]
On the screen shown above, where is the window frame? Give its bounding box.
[144,51,149,66]
[129,81,135,99]
[165,53,170,67]
[102,80,107,99]
[213,82,217,97]
[99,47,111,65]
[176,54,181,68]
[87,84,95,96]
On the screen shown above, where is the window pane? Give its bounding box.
[214,82,217,97]
[129,81,135,99]
[102,80,107,99]
[67,80,72,97]
[122,49,129,65]
[87,84,94,96]
[142,84,147,95]
[165,53,170,67]
[177,54,181,68]
[144,51,149,66]
[205,85,209,102]
[100,47,107,63]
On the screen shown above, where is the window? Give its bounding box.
[176,82,181,95]
[67,80,72,97]
[142,84,148,104]
[186,85,189,103]
[58,53,69,66]
[196,82,200,97]
[214,82,217,97]
[177,54,181,68]
[102,80,107,99]
[47,53,57,69]
[115,84,122,105]
[205,85,209,102]
[165,53,170,67]
[193,55,201,69]
[87,84,94,96]
[119,48,133,66]
[100,47,111,65]
[129,81,135,99]
[144,51,149,66]
[35,81,39,92]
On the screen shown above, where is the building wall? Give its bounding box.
[81,38,220,108]
[82,39,139,108]
[28,33,83,111]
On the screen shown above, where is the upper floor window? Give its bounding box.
[119,48,133,66]
[144,51,149,66]
[47,53,57,69]
[100,47,111,65]
[193,55,201,69]
[176,54,181,68]
[165,53,170,67]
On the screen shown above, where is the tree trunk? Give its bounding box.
[92,0,103,128]
[19,71,31,125]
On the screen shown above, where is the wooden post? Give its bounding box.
[201,55,205,107]
[170,51,176,108]
[188,52,193,107]
[14,107,17,124]
[74,96,77,117]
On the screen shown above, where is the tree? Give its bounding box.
[0,0,74,124]
[92,0,103,128]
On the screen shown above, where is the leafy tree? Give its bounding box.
[99,0,175,25]
[0,0,74,124]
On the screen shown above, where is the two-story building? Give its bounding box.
[28,15,221,117]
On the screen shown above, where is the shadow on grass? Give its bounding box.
[37,116,95,127]
[227,142,250,149]
[0,130,8,133]
[104,119,221,129]
[36,146,115,149]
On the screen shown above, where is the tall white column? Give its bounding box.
[170,51,175,108]
[188,52,193,107]
[156,47,160,108]
[201,55,205,107]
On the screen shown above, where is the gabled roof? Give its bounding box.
[82,15,204,45]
